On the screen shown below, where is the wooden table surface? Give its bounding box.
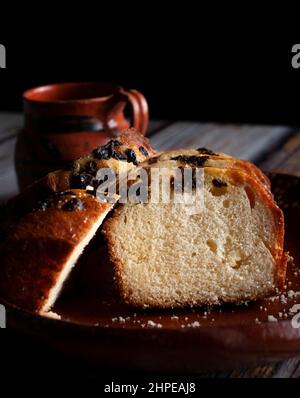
[1,113,300,378]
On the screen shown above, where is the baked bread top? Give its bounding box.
[5,129,155,227]
[143,148,271,190]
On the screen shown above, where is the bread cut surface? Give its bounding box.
[103,166,286,308]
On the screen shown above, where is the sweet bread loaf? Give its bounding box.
[0,129,154,313]
[0,134,287,311]
[103,155,287,308]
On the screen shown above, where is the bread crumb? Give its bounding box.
[112,316,126,323]
[280,294,287,304]
[288,290,300,298]
[268,315,278,322]
[187,321,200,328]
[42,311,61,320]
[268,296,276,302]
[147,320,162,328]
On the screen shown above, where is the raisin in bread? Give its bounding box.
[145,148,271,190]
[0,190,117,313]
[6,128,154,224]
[103,158,287,308]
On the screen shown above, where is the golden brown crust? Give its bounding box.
[145,149,271,190]
[117,128,154,159]
[0,191,112,312]
[238,159,271,190]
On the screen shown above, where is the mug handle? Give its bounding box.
[124,89,149,135]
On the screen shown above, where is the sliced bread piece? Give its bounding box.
[0,190,117,313]
[103,165,286,308]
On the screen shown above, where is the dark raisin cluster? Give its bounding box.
[84,160,97,175]
[212,178,228,188]
[113,151,128,161]
[139,146,149,157]
[197,147,218,156]
[72,172,94,189]
[72,160,101,190]
[172,155,209,167]
[92,140,122,160]
[92,139,140,165]
[125,149,138,165]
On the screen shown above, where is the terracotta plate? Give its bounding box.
[2,173,300,372]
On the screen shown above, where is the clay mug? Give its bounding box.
[16,82,149,189]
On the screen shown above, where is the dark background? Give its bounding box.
[0,16,299,126]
